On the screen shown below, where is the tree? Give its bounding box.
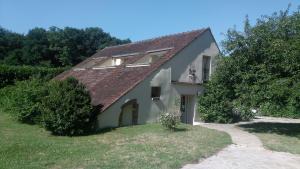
[0,26,131,67]
[0,27,24,63]
[22,28,50,66]
[199,7,300,122]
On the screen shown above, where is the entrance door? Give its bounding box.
[119,99,139,126]
[180,95,194,124]
[121,104,133,126]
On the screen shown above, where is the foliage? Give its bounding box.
[159,111,181,130]
[0,77,97,136]
[0,79,46,124]
[0,26,130,67]
[160,97,181,130]
[0,64,66,88]
[40,77,97,136]
[199,7,300,122]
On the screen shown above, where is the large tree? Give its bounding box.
[199,7,300,122]
[0,26,130,67]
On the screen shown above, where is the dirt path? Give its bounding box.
[182,117,300,169]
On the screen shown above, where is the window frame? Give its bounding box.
[202,55,211,82]
[151,86,161,100]
[112,57,123,66]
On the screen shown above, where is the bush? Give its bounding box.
[197,70,253,123]
[199,8,300,121]
[159,111,181,130]
[1,79,46,124]
[259,79,300,118]
[0,64,66,88]
[40,77,97,136]
[0,77,98,136]
[232,103,255,121]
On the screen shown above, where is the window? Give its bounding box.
[132,52,164,65]
[112,58,122,66]
[151,87,161,100]
[180,96,186,112]
[127,48,171,67]
[202,56,211,82]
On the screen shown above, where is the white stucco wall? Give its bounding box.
[97,30,220,129]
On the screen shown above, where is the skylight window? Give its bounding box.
[91,57,124,69]
[113,58,122,66]
[129,50,169,66]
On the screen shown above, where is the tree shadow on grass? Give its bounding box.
[173,127,189,132]
[238,122,300,139]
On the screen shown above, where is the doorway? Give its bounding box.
[119,99,139,126]
[180,95,195,124]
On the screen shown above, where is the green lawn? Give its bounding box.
[239,122,300,155]
[0,111,231,169]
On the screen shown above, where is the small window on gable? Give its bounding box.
[202,56,211,82]
[151,87,161,100]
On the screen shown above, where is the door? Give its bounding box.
[121,104,133,126]
[180,96,187,123]
[119,99,139,126]
[180,95,194,124]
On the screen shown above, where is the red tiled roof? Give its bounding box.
[55,28,208,111]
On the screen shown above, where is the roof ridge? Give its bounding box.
[102,28,208,50]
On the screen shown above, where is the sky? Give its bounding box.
[0,0,299,45]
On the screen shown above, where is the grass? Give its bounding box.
[239,122,300,155]
[0,111,231,169]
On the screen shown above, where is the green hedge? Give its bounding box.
[0,79,47,124]
[0,64,66,88]
[0,77,98,136]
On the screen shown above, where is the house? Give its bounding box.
[56,28,220,129]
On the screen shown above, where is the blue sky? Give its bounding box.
[0,0,299,44]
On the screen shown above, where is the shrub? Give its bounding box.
[0,64,66,88]
[160,111,181,130]
[259,79,300,118]
[160,97,181,130]
[199,8,300,121]
[40,77,97,136]
[1,79,46,124]
[232,102,255,121]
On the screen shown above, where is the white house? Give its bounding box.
[56,28,220,129]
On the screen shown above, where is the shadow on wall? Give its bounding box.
[238,122,300,139]
[154,100,167,111]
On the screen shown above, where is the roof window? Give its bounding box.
[112,58,123,66]
[126,48,172,67]
[92,57,124,69]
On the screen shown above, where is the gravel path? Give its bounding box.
[182,117,300,169]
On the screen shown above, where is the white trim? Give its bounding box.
[73,68,86,71]
[151,97,160,101]
[92,66,116,70]
[91,57,106,60]
[146,47,174,53]
[126,64,150,68]
[112,52,140,58]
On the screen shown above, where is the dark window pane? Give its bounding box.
[151,87,161,98]
[202,56,211,82]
